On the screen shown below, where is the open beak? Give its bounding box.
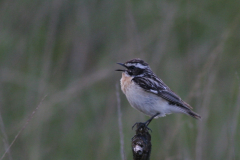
[116,62,127,72]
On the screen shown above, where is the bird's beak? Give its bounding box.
[116,62,127,72]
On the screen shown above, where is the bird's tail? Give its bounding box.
[174,106,201,120]
[187,110,201,120]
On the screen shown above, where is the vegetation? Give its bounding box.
[0,0,240,159]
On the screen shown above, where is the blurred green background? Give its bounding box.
[0,0,240,159]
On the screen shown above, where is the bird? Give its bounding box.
[116,58,201,127]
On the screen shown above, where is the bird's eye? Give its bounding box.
[129,66,135,70]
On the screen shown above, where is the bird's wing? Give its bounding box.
[132,77,192,109]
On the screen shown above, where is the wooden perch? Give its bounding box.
[132,123,152,160]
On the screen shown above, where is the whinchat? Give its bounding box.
[116,58,201,125]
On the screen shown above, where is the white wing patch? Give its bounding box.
[150,89,158,94]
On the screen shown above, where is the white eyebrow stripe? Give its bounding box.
[125,63,147,69]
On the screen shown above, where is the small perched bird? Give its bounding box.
[116,58,201,126]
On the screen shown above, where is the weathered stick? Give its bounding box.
[132,123,152,160]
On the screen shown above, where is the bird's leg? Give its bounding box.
[132,113,160,131]
[144,113,160,126]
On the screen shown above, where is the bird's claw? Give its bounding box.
[132,122,152,133]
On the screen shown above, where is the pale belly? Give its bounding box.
[120,72,182,118]
[121,78,174,118]
[126,85,173,117]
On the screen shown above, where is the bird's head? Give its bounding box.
[116,58,152,77]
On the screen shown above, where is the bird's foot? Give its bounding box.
[132,113,160,132]
[132,122,152,132]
